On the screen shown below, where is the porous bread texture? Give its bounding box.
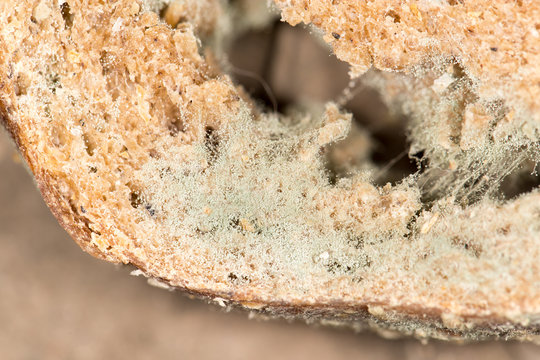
[275,0,540,200]
[0,0,242,262]
[0,0,539,341]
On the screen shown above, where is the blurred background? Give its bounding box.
[1,17,539,360]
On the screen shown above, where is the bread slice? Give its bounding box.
[0,0,538,342]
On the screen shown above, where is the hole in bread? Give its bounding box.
[168,118,184,136]
[159,2,187,28]
[14,73,30,96]
[60,2,74,29]
[82,133,95,156]
[451,236,482,257]
[99,51,113,75]
[499,162,540,200]
[149,87,185,137]
[340,86,420,186]
[228,19,421,187]
[130,191,143,209]
[155,0,218,39]
[229,18,537,205]
[385,10,401,23]
[228,20,349,112]
[99,51,122,101]
[45,72,62,94]
[204,126,219,164]
[129,188,156,217]
[227,272,249,284]
[50,124,67,147]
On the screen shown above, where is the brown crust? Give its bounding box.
[127,268,540,342]
[0,100,111,262]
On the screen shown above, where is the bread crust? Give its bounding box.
[0,101,111,261]
[0,0,538,342]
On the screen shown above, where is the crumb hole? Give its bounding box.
[149,87,184,137]
[204,126,219,163]
[14,73,30,96]
[60,2,74,28]
[45,72,61,94]
[129,191,143,209]
[227,20,349,112]
[229,19,420,187]
[168,118,184,136]
[99,51,113,76]
[336,85,420,186]
[227,272,249,284]
[385,10,401,23]
[50,125,66,147]
[82,133,95,156]
[499,162,539,200]
[67,198,80,216]
[159,3,187,28]
[145,204,156,217]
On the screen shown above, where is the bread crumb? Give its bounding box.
[33,1,51,23]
